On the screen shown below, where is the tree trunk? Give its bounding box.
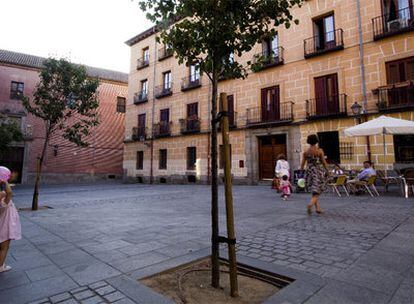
[32,130,50,211]
[211,69,220,288]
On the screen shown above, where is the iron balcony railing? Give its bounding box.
[304,28,344,58]
[137,57,150,70]
[134,91,148,104]
[154,83,173,99]
[372,6,414,40]
[252,47,284,71]
[377,82,414,111]
[306,93,347,119]
[180,117,201,134]
[158,47,173,61]
[153,121,172,138]
[132,126,147,141]
[246,102,294,126]
[181,75,202,91]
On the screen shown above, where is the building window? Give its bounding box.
[313,14,335,50]
[143,47,149,63]
[136,151,144,170]
[386,56,414,84]
[163,71,172,89]
[190,64,200,82]
[219,144,232,169]
[116,97,126,113]
[317,131,340,164]
[394,135,414,162]
[187,147,197,170]
[159,149,167,169]
[382,0,412,21]
[10,81,24,100]
[262,34,279,57]
[141,79,148,94]
[313,73,340,116]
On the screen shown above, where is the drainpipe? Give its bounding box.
[356,0,372,162]
[150,28,157,184]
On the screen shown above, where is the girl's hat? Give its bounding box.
[297,178,306,188]
[0,166,11,182]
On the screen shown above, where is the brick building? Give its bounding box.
[0,49,128,184]
[124,0,414,184]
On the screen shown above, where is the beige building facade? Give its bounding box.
[124,0,414,184]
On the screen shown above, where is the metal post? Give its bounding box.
[219,92,238,297]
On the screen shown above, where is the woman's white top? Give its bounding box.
[275,160,290,178]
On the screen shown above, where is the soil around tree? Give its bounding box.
[140,258,279,304]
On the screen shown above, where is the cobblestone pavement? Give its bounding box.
[237,201,414,277]
[3,183,414,303]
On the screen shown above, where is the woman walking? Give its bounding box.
[300,135,329,215]
[0,167,21,273]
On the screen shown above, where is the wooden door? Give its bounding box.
[314,74,339,116]
[227,95,235,127]
[138,114,146,137]
[0,147,24,183]
[160,109,170,134]
[259,135,287,179]
[187,102,198,130]
[261,86,280,122]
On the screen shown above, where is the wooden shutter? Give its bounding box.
[187,103,198,117]
[227,95,235,126]
[138,114,146,128]
[314,76,327,115]
[261,88,268,122]
[160,109,169,122]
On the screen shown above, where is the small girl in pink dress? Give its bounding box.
[0,177,22,273]
[279,175,292,201]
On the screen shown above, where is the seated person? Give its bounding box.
[331,164,344,182]
[348,161,376,193]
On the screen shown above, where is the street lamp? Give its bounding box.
[351,101,362,116]
[350,101,372,162]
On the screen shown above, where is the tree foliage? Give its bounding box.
[22,58,100,210]
[139,0,302,79]
[23,58,100,147]
[0,119,23,158]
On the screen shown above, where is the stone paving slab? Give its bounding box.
[30,278,147,304]
[5,183,414,303]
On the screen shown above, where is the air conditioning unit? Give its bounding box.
[388,19,408,31]
[139,136,146,142]
[125,134,132,141]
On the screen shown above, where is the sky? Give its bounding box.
[0,0,153,73]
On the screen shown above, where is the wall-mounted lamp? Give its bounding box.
[351,101,362,116]
[53,145,59,157]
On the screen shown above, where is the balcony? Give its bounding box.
[133,91,148,104]
[132,126,147,141]
[181,76,201,91]
[306,94,347,120]
[304,29,344,58]
[246,102,294,127]
[372,7,414,40]
[158,47,173,61]
[252,47,284,72]
[153,121,172,138]
[154,83,173,99]
[180,117,201,134]
[376,82,414,112]
[137,57,149,70]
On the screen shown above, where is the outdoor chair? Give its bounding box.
[377,169,404,193]
[360,175,380,197]
[403,169,414,198]
[328,175,349,197]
